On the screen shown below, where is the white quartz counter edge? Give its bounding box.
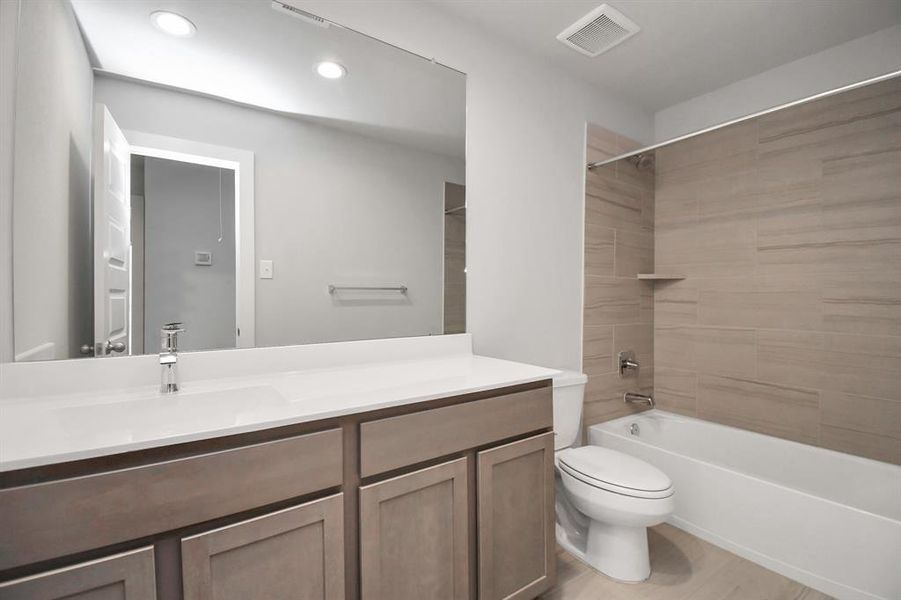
[0,355,560,472]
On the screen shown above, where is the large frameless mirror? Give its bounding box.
[10,0,465,361]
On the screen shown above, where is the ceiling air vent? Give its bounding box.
[557,4,640,57]
[271,1,329,28]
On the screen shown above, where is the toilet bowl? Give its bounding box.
[552,372,674,582]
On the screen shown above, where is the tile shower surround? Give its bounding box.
[583,77,901,464]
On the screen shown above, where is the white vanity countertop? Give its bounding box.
[0,354,559,472]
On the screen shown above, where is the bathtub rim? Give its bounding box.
[589,409,901,524]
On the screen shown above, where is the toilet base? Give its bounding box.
[555,520,652,583]
[585,520,650,582]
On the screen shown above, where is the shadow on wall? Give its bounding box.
[67,134,92,359]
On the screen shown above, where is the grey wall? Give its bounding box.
[298,0,654,372]
[12,0,93,360]
[95,75,464,347]
[655,24,901,142]
[143,157,236,352]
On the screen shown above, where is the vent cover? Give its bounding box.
[271,1,329,28]
[557,4,640,57]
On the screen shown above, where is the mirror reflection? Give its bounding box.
[11,0,466,361]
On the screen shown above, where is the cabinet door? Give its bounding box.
[181,494,344,600]
[360,458,469,600]
[478,433,555,600]
[0,546,156,600]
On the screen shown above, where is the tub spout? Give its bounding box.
[624,392,654,408]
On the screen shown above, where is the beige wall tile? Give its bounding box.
[586,169,648,231]
[639,280,655,324]
[758,330,901,401]
[655,326,696,371]
[615,228,653,278]
[819,425,901,465]
[614,323,654,370]
[696,275,823,331]
[587,123,619,164]
[697,375,820,444]
[584,277,641,326]
[696,278,758,328]
[582,325,614,376]
[655,171,698,232]
[654,281,698,326]
[820,391,901,442]
[821,271,901,337]
[584,223,615,278]
[645,79,901,463]
[656,220,756,277]
[753,274,823,331]
[657,326,756,378]
[655,120,757,174]
[584,370,653,427]
[693,327,757,379]
[584,131,654,427]
[654,368,697,416]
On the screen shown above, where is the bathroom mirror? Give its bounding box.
[10,0,465,361]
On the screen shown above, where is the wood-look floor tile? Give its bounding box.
[541,524,834,600]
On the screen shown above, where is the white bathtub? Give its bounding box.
[588,410,901,600]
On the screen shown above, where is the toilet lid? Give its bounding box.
[557,446,673,499]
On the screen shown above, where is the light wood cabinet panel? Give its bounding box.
[0,547,156,600]
[478,433,555,600]
[181,494,345,600]
[359,458,469,600]
[0,429,343,570]
[360,386,551,477]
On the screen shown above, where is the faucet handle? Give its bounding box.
[619,350,640,376]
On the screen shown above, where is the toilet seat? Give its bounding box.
[557,446,674,500]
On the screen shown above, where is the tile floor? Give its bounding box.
[540,524,834,599]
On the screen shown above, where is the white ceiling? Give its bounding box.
[70,0,466,157]
[430,0,901,111]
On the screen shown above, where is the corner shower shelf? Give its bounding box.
[636,273,685,281]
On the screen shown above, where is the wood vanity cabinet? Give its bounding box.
[0,547,157,600]
[477,434,555,600]
[0,380,554,600]
[181,494,345,600]
[359,459,470,600]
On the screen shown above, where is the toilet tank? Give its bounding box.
[552,371,588,450]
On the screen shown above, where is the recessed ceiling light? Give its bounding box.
[150,11,196,37]
[315,61,346,80]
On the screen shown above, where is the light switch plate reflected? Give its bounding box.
[260,260,273,279]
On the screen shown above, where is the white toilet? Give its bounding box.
[552,371,675,582]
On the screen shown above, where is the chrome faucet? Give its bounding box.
[160,322,185,394]
[624,391,654,408]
